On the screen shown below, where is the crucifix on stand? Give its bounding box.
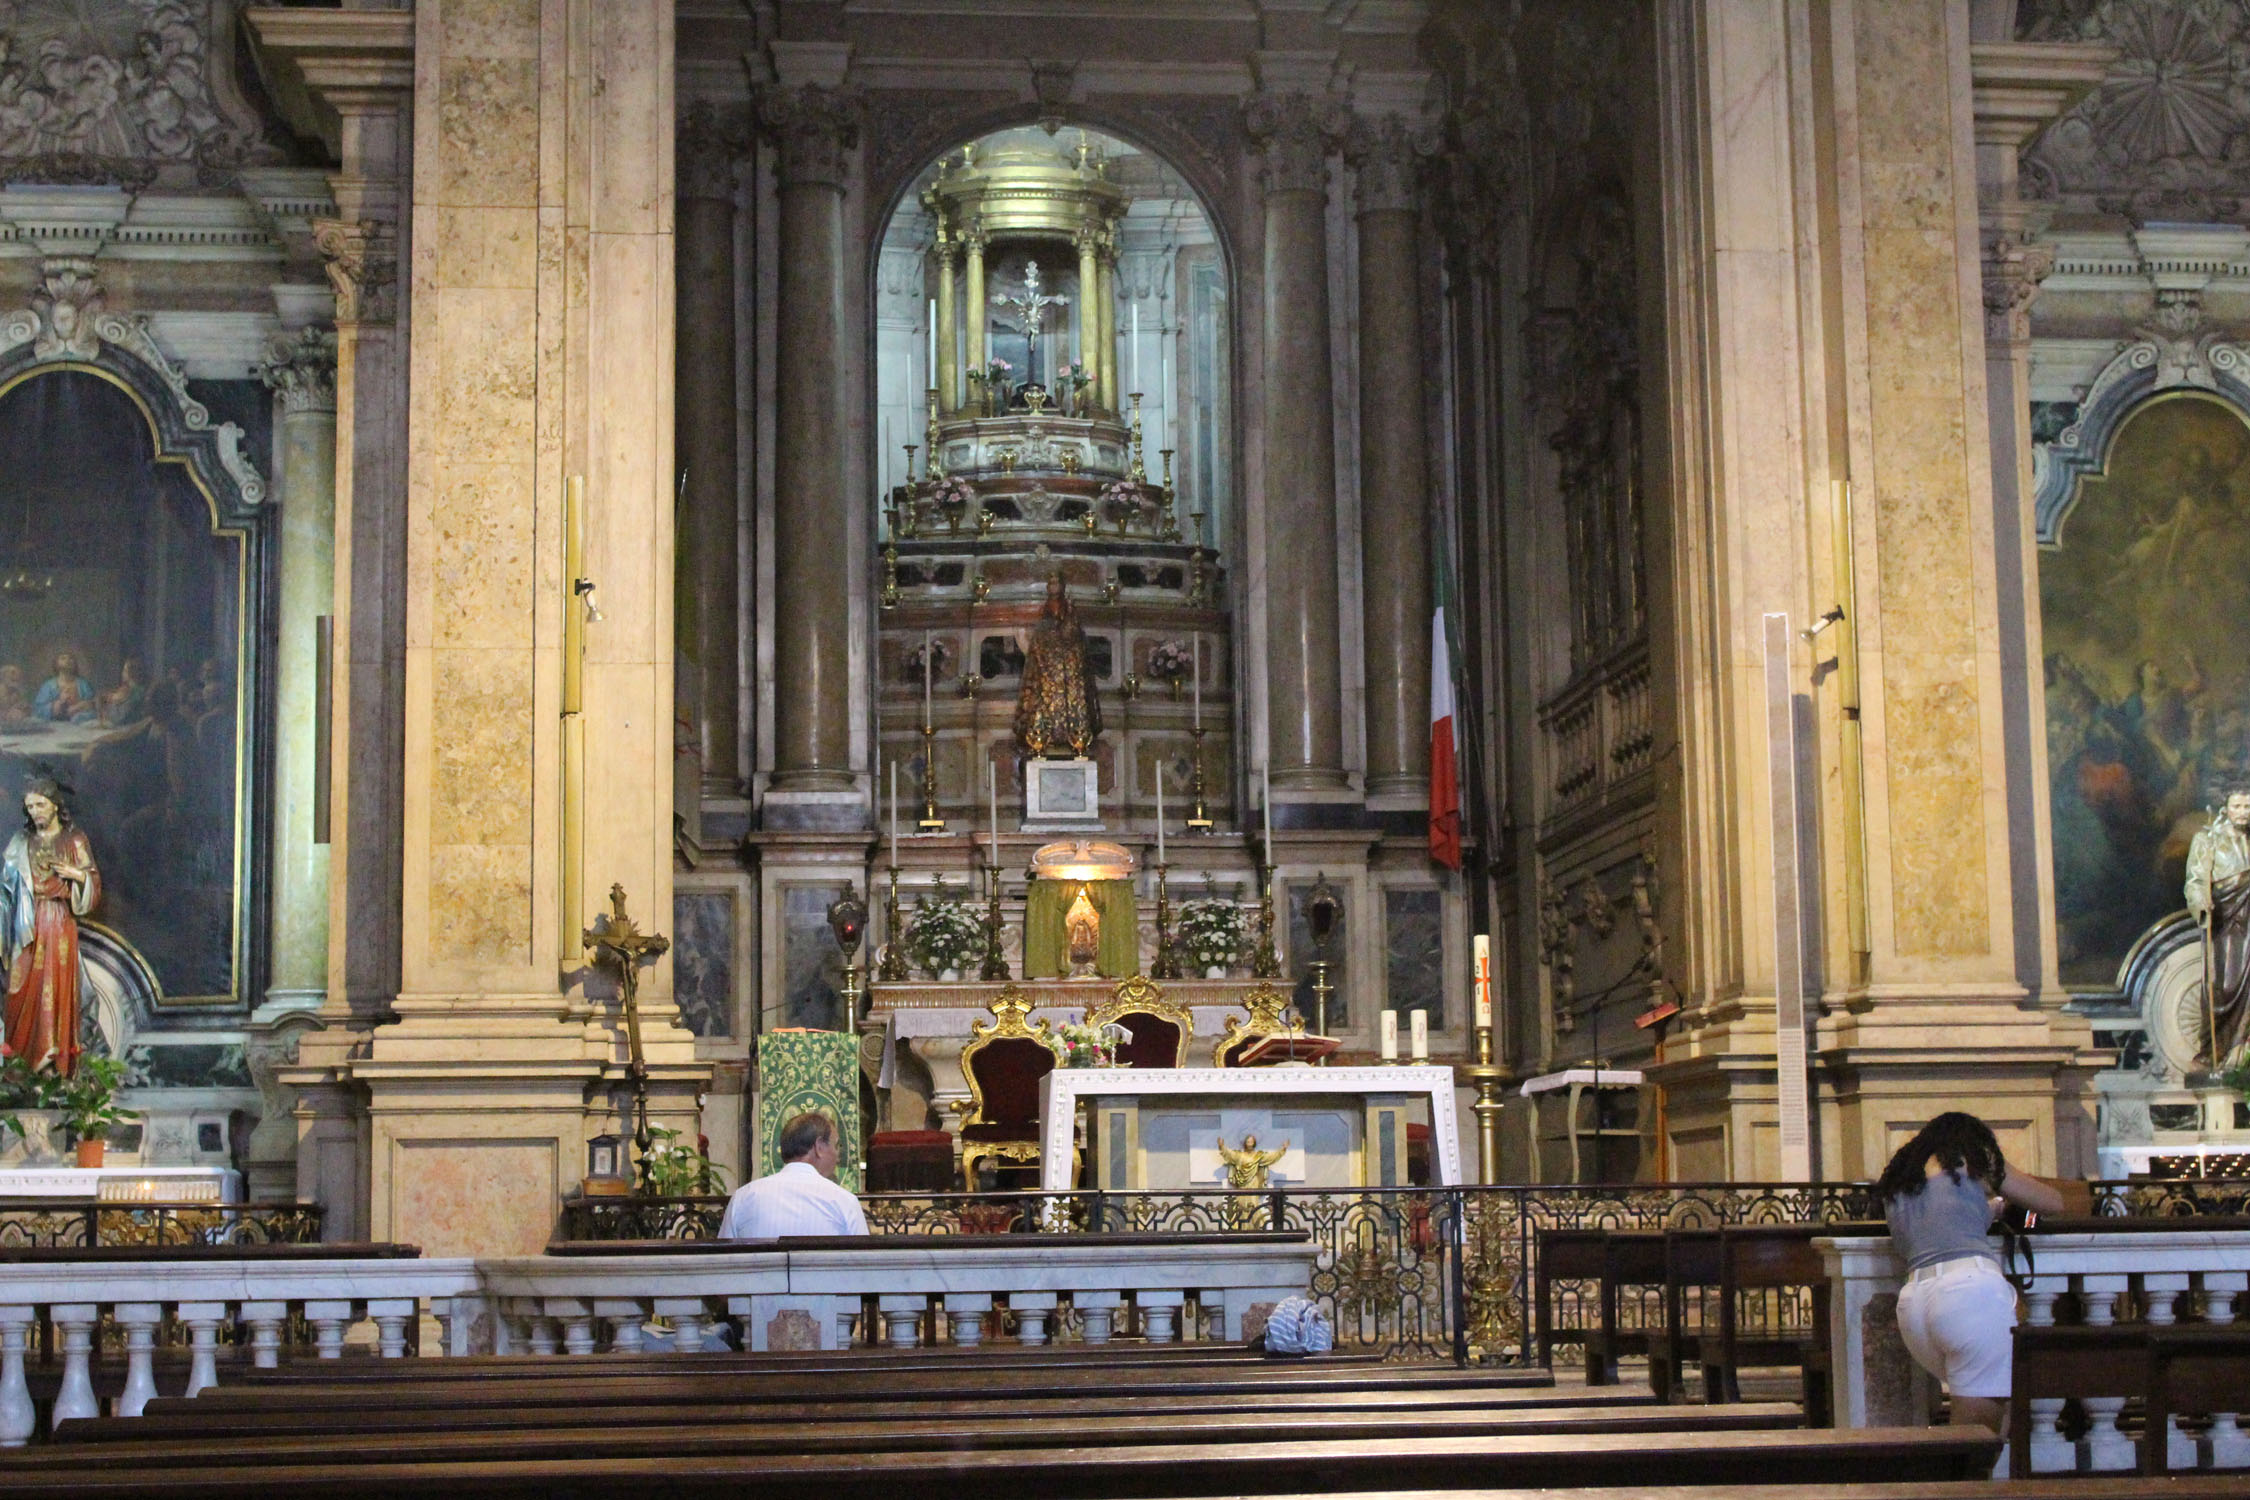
[584,883,670,1194]
[992,260,1069,391]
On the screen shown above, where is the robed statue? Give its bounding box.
[0,777,100,1075]
[1014,574,1101,757]
[2186,787,2250,1068]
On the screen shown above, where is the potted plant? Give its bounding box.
[58,1055,134,1169]
[640,1125,730,1197]
[1179,893,1248,979]
[908,877,985,981]
[1050,1020,1126,1068]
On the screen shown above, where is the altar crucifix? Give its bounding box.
[992,260,1069,390]
[584,883,670,1192]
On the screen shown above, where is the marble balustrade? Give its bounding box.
[1819,1229,2250,1472]
[0,1238,1316,1439]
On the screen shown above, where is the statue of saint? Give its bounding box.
[2187,787,2250,1068]
[1014,574,1100,758]
[0,778,100,1074]
[1064,883,1100,979]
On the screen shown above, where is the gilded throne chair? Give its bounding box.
[1084,974,1195,1068]
[953,986,1057,1187]
[1212,981,1297,1067]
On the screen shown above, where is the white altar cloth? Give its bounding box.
[877,1005,1243,1087]
[1038,1065,1462,1190]
[0,1166,242,1201]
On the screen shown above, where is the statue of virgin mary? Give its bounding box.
[0,777,100,1075]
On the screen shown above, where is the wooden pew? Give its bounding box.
[1532,1227,1606,1368]
[2144,1325,2250,1476]
[2010,1323,2142,1477]
[1589,1229,1667,1387]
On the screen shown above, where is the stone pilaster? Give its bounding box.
[1349,116,1435,802]
[678,102,745,803]
[258,325,338,1015]
[1246,89,1349,794]
[760,82,860,803]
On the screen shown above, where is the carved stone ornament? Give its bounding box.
[756,83,861,189]
[29,255,101,360]
[1242,92,1349,197]
[1980,234,2055,343]
[313,216,397,326]
[678,99,749,203]
[1346,114,1438,217]
[257,325,337,415]
[0,0,281,187]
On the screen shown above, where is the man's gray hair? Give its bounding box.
[777,1111,836,1162]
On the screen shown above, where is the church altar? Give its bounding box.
[1038,1065,1462,1192]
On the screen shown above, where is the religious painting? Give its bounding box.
[2041,393,2250,989]
[0,369,256,1006]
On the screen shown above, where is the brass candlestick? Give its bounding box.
[1250,866,1283,980]
[877,866,910,982]
[1308,960,1333,1050]
[829,885,867,1035]
[1151,862,1183,980]
[1465,1022,1510,1184]
[880,506,901,609]
[1128,393,1147,481]
[1185,727,1213,830]
[924,390,944,477]
[979,866,1012,982]
[918,723,945,832]
[903,443,919,485]
[1159,449,1179,541]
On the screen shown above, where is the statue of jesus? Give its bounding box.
[1013,574,1100,757]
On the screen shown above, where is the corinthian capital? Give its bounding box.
[1981,234,2054,345]
[1346,115,1439,216]
[259,326,339,415]
[312,217,397,326]
[679,100,751,202]
[1243,92,1349,197]
[756,84,862,189]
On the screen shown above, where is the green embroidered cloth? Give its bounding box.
[1022,878,1139,978]
[755,1029,862,1193]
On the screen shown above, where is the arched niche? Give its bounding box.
[2039,389,2250,994]
[0,321,273,1022]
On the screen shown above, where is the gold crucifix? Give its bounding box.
[584,883,670,1189]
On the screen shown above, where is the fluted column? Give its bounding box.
[1350,118,1432,800]
[259,327,339,1008]
[762,85,859,793]
[963,225,987,411]
[1075,225,1101,403]
[678,105,744,800]
[933,231,958,416]
[1248,92,1347,790]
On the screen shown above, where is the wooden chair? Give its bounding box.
[1085,974,1195,1068]
[1212,982,1295,1067]
[952,986,1057,1186]
[1533,1227,1608,1369]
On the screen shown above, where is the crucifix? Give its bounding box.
[584,883,670,1193]
[992,260,1069,390]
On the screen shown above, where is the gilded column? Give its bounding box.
[1075,224,1100,404]
[1349,117,1433,800]
[932,225,958,416]
[1096,230,1118,413]
[1247,91,1348,790]
[259,326,339,1011]
[678,104,745,799]
[761,85,860,792]
[963,224,988,410]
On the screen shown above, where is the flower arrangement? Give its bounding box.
[925,474,977,513]
[1057,360,1093,391]
[1050,1020,1128,1069]
[641,1124,730,1196]
[1098,477,1143,509]
[908,876,985,979]
[1148,639,1195,684]
[905,636,952,681]
[1179,894,1247,976]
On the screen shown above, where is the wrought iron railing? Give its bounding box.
[0,1200,325,1250]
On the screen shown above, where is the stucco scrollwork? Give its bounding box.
[2034,328,2250,541]
[313,216,397,327]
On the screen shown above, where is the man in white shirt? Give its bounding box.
[717,1111,869,1239]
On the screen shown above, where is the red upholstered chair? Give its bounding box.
[1084,974,1194,1068]
[1211,981,1296,1067]
[1407,1122,1432,1187]
[866,1130,956,1193]
[953,986,1057,1186]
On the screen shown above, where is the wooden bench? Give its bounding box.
[2145,1324,2250,1476]
[1532,1227,1606,1367]
[1589,1229,1667,1387]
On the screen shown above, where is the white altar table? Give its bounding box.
[1038,1066,1462,1192]
[0,1166,242,1202]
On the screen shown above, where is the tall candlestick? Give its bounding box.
[1474,933,1493,1031]
[889,760,899,862]
[1410,1009,1429,1061]
[1156,761,1166,866]
[1131,303,1141,391]
[988,760,1000,871]
[928,299,937,382]
[922,631,933,726]
[1380,1010,1398,1061]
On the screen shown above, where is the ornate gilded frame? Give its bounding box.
[1085,973,1194,1067]
[954,983,1055,1184]
[1211,981,1295,1067]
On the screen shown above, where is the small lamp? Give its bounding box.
[584,1133,628,1196]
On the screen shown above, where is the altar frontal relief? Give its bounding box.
[0,370,244,1004]
[2042,393,2250,989]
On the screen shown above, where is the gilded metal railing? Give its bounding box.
[0,1200,324,1250]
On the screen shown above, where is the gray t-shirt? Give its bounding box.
[1885,1169,1999,1270]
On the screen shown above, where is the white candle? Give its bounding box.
[928,298,937,383]
[922,631,933,725]
[1192,644,1200,730]
[1262,762,1273,858]
[1131,303,1141,392]
[1155,761,1166,866]
[1410,1009,1429,1061]
[1379,1010,1398,1061]
[889,760,899,861]
[1473,934,1493,1031]
[989,760,1000,871]
[883,417,893,499]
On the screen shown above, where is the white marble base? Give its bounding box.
[0,1167,243,1202]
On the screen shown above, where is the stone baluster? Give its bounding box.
[2146,1274,2189,1324]
[306,1299,353,1358]
[114,1303,162,1417]
[1075,1289,1121,1343]
[242,1300,287,1369]
[1010,1292,1056,1346]
[2081,1396,2135,1471]
[597,1298,649,1353]
[0,1307,31,1444]
[527,1314,559,1356]
[1138,1290,1183,1343]
[836,1303,859,1348]
[2079,1275,2125,1325]
[655,1298,707,1353]
[2207,1273,2250,1466]
[1245,89,1348,793]
[176,1301,223,1394]
[943,1293,990,1348]
[1347,116,1434,802]
[879,1295,925,1348]
[544,1298,595,1356]
[50,1304,98,1425]
[2019,1277,2067,1471]
[369,1298,415,1358]
[678,102,747,802]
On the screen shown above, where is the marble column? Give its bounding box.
[762,85,859,795]
[678,105,744,801]
[259,326,339,1011]
[1349,117,1432,801]
[963,226,987,413]
[932,230,958,416]
[1247,92,1346,791]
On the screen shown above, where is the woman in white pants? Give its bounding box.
[1879,1111,2065,1435]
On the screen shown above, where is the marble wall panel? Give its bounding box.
[434,58,541,209]
[1286,881,1348,1029]
[673,890,734,1038]
[389,1137,556,1257]
[428,467,535,649]
[429,648,535,841]
[1385,887,1444,1026]
[430,840,534,966]
[782,885,846,1031]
